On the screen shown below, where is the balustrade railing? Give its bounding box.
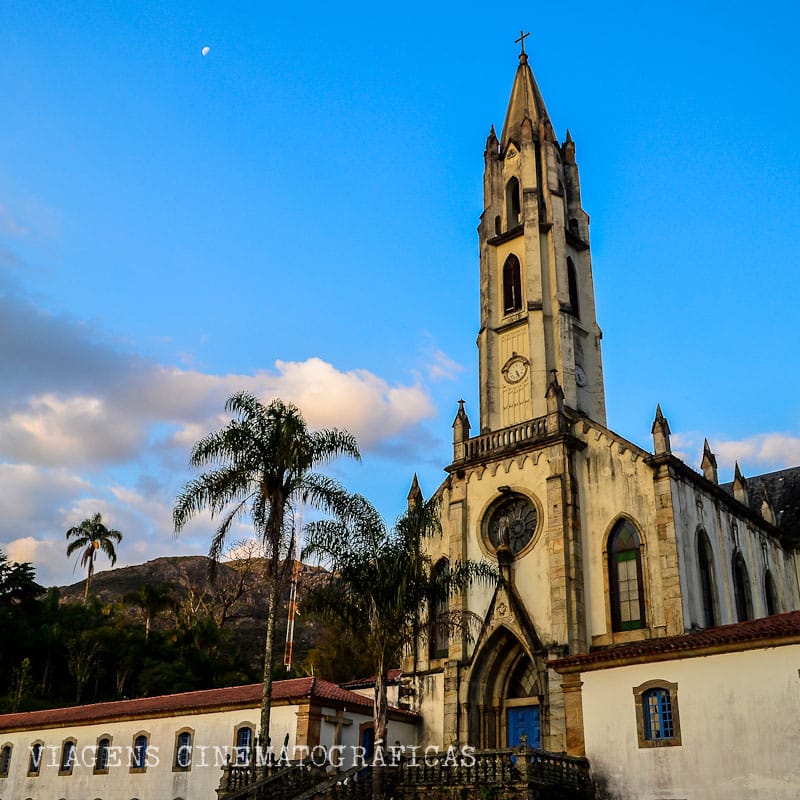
[460,416,549,461]
[218,745,594,800]
[399,746,591,792]
[218,759,327,800]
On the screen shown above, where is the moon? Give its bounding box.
[201,46,211,56]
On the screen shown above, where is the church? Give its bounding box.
[2,40,800,800]
[408,35,800,795]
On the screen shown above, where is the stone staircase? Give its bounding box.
[217,745,595,800]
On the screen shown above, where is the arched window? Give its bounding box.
[567,257,580,319]
[697,529,717,627]
[429,559,450,660]
[764,571,779,616]
[732,552,752,622]
[502,255,523,314]
[94,737,111,773]
[0,743,11,777]
[131,734,148,771]
[643,688,674,740]
[633,679,681,748]
[235,726,253,765]
[28,742,43,776]
[174,730,192,770]
[608,519,646,632]
[506,177,521,229]
[59,739,76,775]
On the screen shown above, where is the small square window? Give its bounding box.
[632,680,681,748]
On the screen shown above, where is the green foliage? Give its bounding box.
[0,552,260,713]
[65,512,123,601]
[303,493,496,745]
[173,392,360,745]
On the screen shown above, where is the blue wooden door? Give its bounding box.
[507,706,541,748]
[361,726,375,760]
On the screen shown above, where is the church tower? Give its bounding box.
[478,38,606,431]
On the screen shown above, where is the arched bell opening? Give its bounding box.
[466,626,545,749]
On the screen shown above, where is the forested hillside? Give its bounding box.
[0,550,372,714]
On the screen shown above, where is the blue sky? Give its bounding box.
[2,1,799,585]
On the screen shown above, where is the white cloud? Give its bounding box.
[713,433,800,471]
[672,430,800,477]
[427,349,465,382]
[0,394,144,466]
[0,289,443,586]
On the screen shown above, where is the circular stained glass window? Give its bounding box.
[487,495,538,556]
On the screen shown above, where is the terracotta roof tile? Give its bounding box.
[550,611,800,671]
[0,675,418,733]
[340,668,403,690]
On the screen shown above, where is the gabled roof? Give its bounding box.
[549,610,800,673]
[0,676,417,733]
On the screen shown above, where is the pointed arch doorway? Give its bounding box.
[467,627,545,749]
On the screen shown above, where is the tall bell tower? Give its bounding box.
[477,37,606,432]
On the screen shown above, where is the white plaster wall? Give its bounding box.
[580,645,800,800]
[0,700,383,800]
[669,475,800,629]
[575,429,661,641]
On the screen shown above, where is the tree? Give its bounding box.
[173,392,360,756]
[65,513,123,602]
[122,582,177,642]
[303,492,495,782]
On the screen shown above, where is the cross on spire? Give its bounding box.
[515,30,531,56]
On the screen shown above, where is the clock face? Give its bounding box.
[575,364,587,387]
[503,356,529,384]
[487,496,538,556]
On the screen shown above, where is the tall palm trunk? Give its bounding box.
[83,555,94,603]
[259,566,281,767]
[372,655,388,797]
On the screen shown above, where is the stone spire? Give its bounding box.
[701,438,718,484]
[407,473,423,510]
[733,462,749,505]
[651,405,671,455]
[499,41,551,151]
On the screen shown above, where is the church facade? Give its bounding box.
[410,44,800,758]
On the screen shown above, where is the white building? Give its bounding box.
[0,676,418,800]
[550,610,800,799]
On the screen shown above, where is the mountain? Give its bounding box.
[57,555,330,674]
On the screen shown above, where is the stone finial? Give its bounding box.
[545,369,564,410]
[407,474,423,510]
[485,125,498,157]
[563,129,576,164]
[651,404,671,455]
[545,370,565,432]
[701,438,718,484]
[452,399,471,461]
[760,486,776,526]
[733,462,749,505]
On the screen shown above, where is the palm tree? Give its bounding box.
[122,582,176,642]
[303,492,495,781]
[173,391,359,756]
[65,513,123,602]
